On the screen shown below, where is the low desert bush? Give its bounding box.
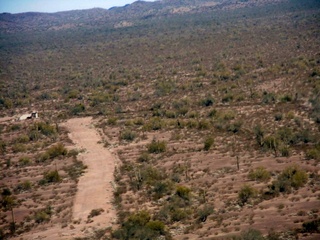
[227,121,242,133]
[152,180,173,200]
[267,165,308,195]
[71,103,85,115]
[39,170,61,185]
[12,143,27,153]
[64,160,87,181]
[232,228,265,240]
[112,210,167,239]
[301,218,320,233]
[201,95,215,107]
[45,143,68,159]
[32,122,57,137]
[144,117,165,131]
[197,204,214,222]
[34,205,53,223]
[15,134,30,143]
[238,185,256,206]
[0,139,5,154]
[203,136,214,151]
[137,152,151,163]
[147,140,167,154]
[88,208,104,219]
[176,185,191,201]
[120,130,136,141]
[248,167,271,182]
[14,180,32,193]
[306,144,320,161]
[18,156,31,166]
[107,117,117,125]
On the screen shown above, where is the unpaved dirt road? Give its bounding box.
[64,117,116,226]
[18,117,117,239]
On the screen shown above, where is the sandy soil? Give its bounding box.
[16,117,117,239]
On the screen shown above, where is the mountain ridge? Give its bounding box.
[0,0,291,33]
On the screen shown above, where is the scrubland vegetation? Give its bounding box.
[1,0,320,239]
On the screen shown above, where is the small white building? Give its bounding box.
[18,111,39,121]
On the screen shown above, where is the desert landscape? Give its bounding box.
[0,0,320,239]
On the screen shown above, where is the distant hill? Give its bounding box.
[0,0,293,33]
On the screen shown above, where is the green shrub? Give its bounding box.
[34,205,53,223]
[253,124,264,147]
[306,147,320,161]
[128,210,150,226]
[201,95,214,107]
[280,94,292,102]
[39,170,61,185]
[38,152,50,162]
[232,228,265,240]
[155,80,176,96]
[280,165,308,189]
[203,136,214,151]
[10,124,21,131]
[16,134,30,143]
[262,91,276,104]
[198,119,210,130]
[208,109,217,118]
[248,167,271,182]
[165,110,177,118]
[171,208,189,222]
[133,118,144,125]
[197,204,214,222]
[152,180,173,200]
[120,130,136,141]
[238,185,256,206]
[88,208,104,218]
[268,165,308,195]
[64,160,87,181]
[279,145,290,157]
[12,143,27,153]
[145,220,165,234]
[33,122,57,137]
[0,139,5,154]
[112,210,166,239]
[219,110,236,120]
[274,113,283,121]
[107,117,117,125]
[45,143,68,159]
[0,188,16,211]
[222,93,234,103]
[186,119,197,129]
[176,185,191,201]
[147,140,167,154]
[144,117,164,131]
[277,127,295,145]
[227,121,242,133]
[67,149,79,158]
[19,156,31,166]
[127,164,166,191]
[137,152,151,163]
[71,103,85,115]
[301,218,320,233]
[15,180,32,193]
